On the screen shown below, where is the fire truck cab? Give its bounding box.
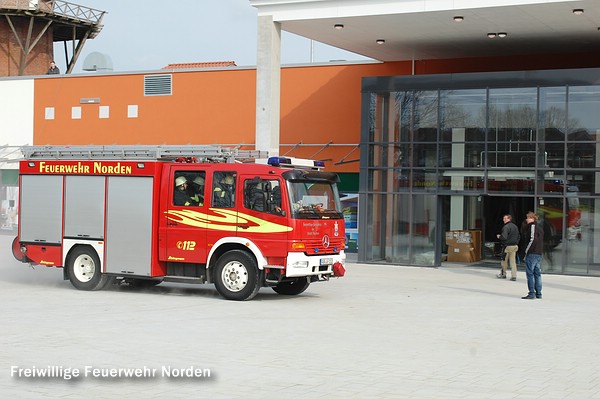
[12,146,346,300]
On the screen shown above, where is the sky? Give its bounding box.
[54,0,369,74]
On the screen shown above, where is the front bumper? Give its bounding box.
[285,251,346,277]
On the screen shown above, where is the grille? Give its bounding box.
[304,237,345,255]
[144,74,172,96]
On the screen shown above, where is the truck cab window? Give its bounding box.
[173,171,205,207]
[244,178,283,215]
[212,172,236,208]
[287,180,342,219]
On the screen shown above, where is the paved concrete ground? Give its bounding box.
[1,232,599,399]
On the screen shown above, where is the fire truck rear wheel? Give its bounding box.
[67,246,111,291]
[272,277,310,296]
[214,250,261,301]
[12,236,28,263]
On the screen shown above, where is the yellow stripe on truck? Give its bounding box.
[165,209,293,233]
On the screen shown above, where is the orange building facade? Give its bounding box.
[33,61,409,175]
[32,51,600,174]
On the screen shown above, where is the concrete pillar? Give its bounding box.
[255,15,281,156]
[450,128,465,229]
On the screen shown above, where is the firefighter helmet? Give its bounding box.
[175,176,187,187]
[193,176,205,185]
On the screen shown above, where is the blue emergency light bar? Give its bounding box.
[265,156,325,169]
[267,156,291,166]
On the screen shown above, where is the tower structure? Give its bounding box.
[0,0,105,76]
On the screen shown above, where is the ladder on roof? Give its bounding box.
[21,145,267,163]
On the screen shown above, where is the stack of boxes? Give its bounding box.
[445,230,482,262]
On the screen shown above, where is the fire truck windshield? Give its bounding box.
[286,180,343,219]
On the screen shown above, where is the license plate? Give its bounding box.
[320,258,333,265]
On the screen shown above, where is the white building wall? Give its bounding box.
[0,79,32,229]
[0,79,34,146]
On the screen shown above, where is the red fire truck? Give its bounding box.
[11,146,346,300]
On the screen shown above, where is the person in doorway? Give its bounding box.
[496,214,520,281]
[47,61,60,75]
[522,211,544,299]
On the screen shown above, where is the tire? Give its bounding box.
[213,250,261,301]
[272,277,310,296]
[12,236,28,263]
[67,246,111,291]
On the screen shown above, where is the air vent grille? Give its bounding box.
[144,74,172,96]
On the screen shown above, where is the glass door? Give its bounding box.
[440,194,483,263]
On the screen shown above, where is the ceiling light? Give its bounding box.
[334,24,344,30]
[376,39,385,44]
[573,9,584,15]
[498,32,507,38]
[487,33,497,39]
[453,16,464,22]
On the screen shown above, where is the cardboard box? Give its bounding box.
[445,230,482,262]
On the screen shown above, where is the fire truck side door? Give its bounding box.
[238,176,288,256]
[164,168,208,264]
[206,170,239,247]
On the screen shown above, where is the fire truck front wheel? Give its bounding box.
[214,250,261,301]
[67,246,111,291]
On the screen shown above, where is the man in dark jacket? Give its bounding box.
[522,211,544,299]
[497,214,520,281]
[47,61,60,75]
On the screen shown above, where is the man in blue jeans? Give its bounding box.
[522,211,544,299]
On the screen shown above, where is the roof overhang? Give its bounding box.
[249,0,600,61]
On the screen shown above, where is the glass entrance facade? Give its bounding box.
[359,68,600,276]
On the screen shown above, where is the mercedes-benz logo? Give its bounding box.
[322,234,330,248]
